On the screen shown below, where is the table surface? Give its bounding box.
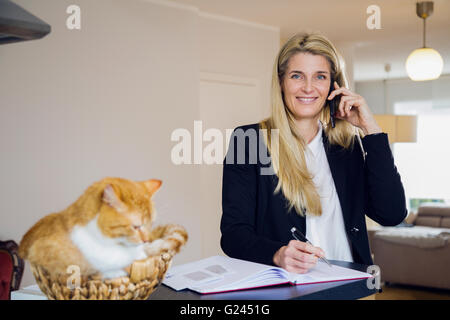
[149,260,379,300]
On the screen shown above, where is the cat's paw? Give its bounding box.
[144,225,188,257]
[145,239,165,256]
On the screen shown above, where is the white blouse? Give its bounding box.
[304,122,354,262]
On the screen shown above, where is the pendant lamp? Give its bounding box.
[406,1,443,81]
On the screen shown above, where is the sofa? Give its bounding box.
[368,204,450,290]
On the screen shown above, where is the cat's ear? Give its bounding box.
[102,184,126,212]
[142,179,162,197]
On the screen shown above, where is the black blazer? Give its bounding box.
[220,123,407,266]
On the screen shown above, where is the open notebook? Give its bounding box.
[163,255,372,294]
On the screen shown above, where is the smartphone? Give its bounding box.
[328,76,337,128]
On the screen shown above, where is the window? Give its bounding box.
[393,101,450,211]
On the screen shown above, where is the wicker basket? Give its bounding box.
[30,224,187,300]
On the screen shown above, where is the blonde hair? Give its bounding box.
[260,32,362,217]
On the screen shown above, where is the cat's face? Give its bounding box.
[97,179,162,246]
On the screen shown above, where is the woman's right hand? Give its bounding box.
[273,240,326,274]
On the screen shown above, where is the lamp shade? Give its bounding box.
[406,47,443,81]
[373,115,417,143]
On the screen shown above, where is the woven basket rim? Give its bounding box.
[31,253,172,300]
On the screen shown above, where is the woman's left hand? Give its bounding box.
[327,81,382,135]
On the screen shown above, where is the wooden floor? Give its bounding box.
[364,283,450,300]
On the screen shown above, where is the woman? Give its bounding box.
[220,32,407,273]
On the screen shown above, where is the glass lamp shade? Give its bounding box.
[406,47,444,81]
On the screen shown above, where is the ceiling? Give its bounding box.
[168,0,450,81]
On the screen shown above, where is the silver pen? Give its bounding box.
[291,227,332,268]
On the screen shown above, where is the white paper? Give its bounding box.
[164,255,287,293]
[11,285,48,300]
[163,255,372,294]
[288,260,372,284]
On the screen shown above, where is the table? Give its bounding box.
[149,260,379,300]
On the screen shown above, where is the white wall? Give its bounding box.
[0,0,279,287]
[354,80,386,114]
[334,42,355,92]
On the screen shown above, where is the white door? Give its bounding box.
[199,72,263,257]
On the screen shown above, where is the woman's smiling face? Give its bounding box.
[281,52,331,121]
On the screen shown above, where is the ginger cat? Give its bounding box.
[19,177,163,279]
